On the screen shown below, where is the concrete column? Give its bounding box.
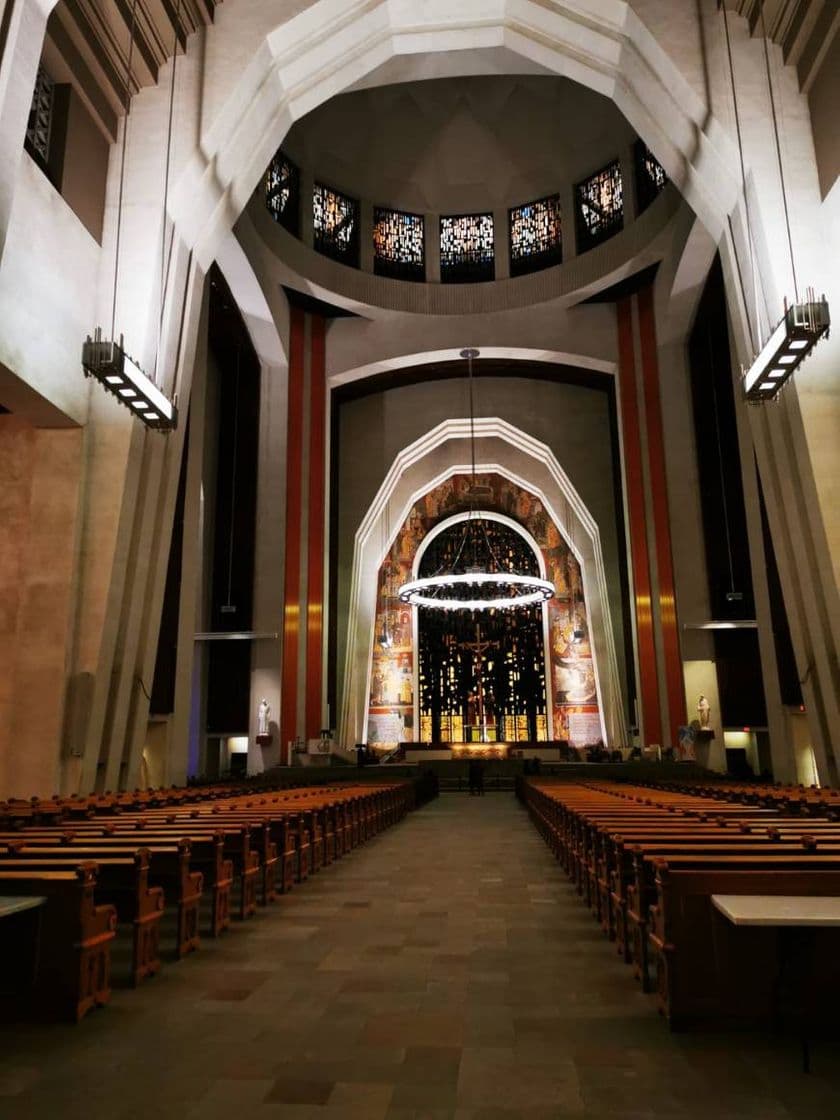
[0,0,51,265]
[300,166,314,250]
[247,358,287,774]
[560,182,576,262]
[493,206,509,281]
[360,198,374,274]
[427,213,440,283]
[121,253,209,790]
[168,288,211,785]
[620,142,638,225]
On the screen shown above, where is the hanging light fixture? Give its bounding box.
[398,348,555,612]
[720,2,830,403]
[81,0,178,431]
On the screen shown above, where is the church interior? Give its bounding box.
[2,0,840,1114]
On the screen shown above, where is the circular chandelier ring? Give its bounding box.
[398,572,555,611]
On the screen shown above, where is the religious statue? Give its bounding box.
[697,694,711,729]
[257,698,271,736]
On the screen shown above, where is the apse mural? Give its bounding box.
[367,472,601,749]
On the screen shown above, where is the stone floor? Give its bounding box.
[1,794,839,1119]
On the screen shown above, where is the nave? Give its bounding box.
[2,794,839,1120]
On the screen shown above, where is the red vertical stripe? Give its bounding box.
[637,286,686,747]
[305,315,326,738]
[617,297,662,748]
[281,306,305,757]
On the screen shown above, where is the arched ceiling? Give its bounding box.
[282,75,636,216]
[43,0,221,141]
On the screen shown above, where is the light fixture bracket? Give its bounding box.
[743,293,830,402]
[82,329,178,431]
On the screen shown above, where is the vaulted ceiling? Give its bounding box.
[43,0,221,142]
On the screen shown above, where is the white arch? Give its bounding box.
[341,417,627,750]
[328,346,615,390]
[215,230,286,367]
[412,510,548,582]
[409,508,555,742]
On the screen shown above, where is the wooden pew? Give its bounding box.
[0,850,163,986]
[0,828,232,938]
[648,859,840,1028]
[0,865,116,1021]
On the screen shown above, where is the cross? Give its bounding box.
[461,623,499,743]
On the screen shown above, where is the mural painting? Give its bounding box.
[367,473,601,748]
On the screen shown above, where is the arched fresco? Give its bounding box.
[366,472,601,750]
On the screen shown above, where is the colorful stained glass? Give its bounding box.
[373,208,425,280]
[313,182,359,266]
[417,520,547,743]
[509,194,562,277]
[574,160,623,252]
[265,151,300,235]
[634,139,667,214]
[440,213,495,283]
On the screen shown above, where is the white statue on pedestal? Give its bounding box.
[697,694,711,730]
[257,698,271,737]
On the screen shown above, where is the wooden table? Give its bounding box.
[713,895,840,927]
[0,895,46,995]
[713,894,840,1071]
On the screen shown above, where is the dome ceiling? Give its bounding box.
[283,75,637,216]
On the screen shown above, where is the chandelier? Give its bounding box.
[397,349,555,612]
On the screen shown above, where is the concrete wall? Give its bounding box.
[1,0,839,787]
[0,415,83,798]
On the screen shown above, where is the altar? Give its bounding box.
[403,742,565,763]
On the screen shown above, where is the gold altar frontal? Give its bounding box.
[449,742,511,760]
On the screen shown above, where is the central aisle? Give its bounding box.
[3,794,838,1119]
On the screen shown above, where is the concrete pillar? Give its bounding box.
[0,0,51,265]
[493,206,509,281]
[247,357,287,774]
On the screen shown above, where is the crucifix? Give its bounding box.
[462,622,499,743]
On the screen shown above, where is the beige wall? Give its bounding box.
[59,85,109,242]
[808,34,840,200]
[0,414,83,798]
[1,0,839,787]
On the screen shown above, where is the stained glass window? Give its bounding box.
[509,194,562,277]
[265,151,300,235]
[634,139,667,214]
[440,213,495,283]
[574,159,623,253]
[313,182,360,267]
[417,520,547,743]
[26,66,54,169]
[373,208,425,281]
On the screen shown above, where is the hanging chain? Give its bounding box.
[155,0,183,382]
[721,1,762,352]
[110,0,138,339]
[758,1,799,303]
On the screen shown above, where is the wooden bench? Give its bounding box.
[0,849,163,986]
[648,860,840,1028]
[0,865,116,1021]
